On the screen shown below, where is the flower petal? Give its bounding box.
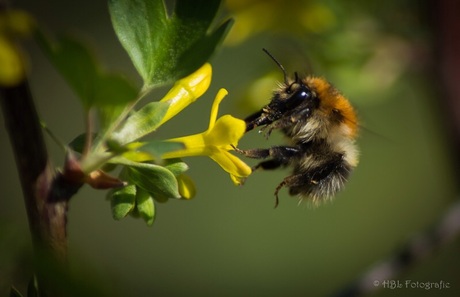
[208,88,228,130]
[177,174,196,199]
[159,63,212,125]
[209,150,252,182]
[162,134,207,159]
[229,173,247,186]
[204,115,246,147]
[160,86,252,186]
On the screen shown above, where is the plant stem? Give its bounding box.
[82,108,93,158]
[0,81,82,295]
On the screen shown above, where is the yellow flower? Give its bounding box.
[177,174,196,199]
[162,88,252,185]
[0,10,35,86]
[158,63,212,126]
[224,0,337,45]
[0,36,24,86]
[120,65,250,192]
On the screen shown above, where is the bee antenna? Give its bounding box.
[262,48,288,84]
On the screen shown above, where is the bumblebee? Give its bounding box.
[237,49,359,207]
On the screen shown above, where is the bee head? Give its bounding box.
[261,49,319,117]
[270,73,318,113]
[245,49,358,140]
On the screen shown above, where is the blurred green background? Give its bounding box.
[1,0,459,296]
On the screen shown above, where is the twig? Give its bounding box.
[0,81,82,295]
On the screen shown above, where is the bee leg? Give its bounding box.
[260,110,311,138]
[245,110,263,132]
[233,147,280,172]
[274,174,303,208]
[253,159,285,171]
[234,145,301,173]
[234,145,300,160]
[232,146,270,159]
[260,118,289,139]
[274,179,286,208]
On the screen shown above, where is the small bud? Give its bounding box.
[85,170,127,189]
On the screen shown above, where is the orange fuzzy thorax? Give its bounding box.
[306,77,358,139]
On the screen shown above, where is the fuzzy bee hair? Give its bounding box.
[238,50,359,206]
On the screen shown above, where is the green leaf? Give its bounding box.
[105,138,129,154]
[136,188,155,226]
[95,73,138,131]
[179,18,233,77]
[68,133,87,153]
[109,184,136,220]
[112,101,170,144]
[97,104,127,132]
[109,0,232,89]
[36,31,97,109]
[164,159,189,176]
[152,193,169,204]
[36,30,137,112]
[128,163,180,199]
[68,133,97,153]
[93,73,137,106]
[138,140,184,160]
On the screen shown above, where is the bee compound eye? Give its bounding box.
[299,91,308,99]
[294,85,312,100]
[286,87,311,108]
